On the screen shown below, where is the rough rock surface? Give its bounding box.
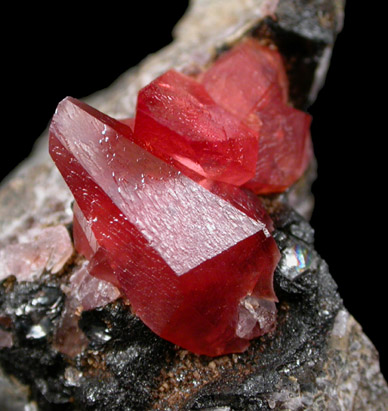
[1,0,387,410]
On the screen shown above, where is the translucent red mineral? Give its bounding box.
[134,70,259,186]
[129,39,312,194]
[49,97,280,356]
[199,38,312,193]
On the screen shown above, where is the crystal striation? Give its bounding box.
[49,97,280,356]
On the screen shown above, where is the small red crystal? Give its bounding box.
[49,97,280,356]
[243,85,312,193]
[200,38,312,193]
[199,38,289,122]
[134,69,259,186]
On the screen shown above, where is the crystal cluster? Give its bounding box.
[49,38,312,356]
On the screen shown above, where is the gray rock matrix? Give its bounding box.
[1,0,387,410]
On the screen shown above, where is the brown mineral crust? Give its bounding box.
[153,350,254,409]
[80,349,110,378]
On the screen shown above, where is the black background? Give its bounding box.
[2,3,385,377]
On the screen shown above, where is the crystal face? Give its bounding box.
[243,85,312,193]
[134,70,259,186]
[199,38,289,121]
[49,97,280,356]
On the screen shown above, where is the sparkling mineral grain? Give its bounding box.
[49,97,280,356]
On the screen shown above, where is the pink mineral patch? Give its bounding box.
[54,263,120,357]
[199,38,312,193]
[53,296,89,358]
[243,85,312,193]
[68,263,121,311]
[199,38,289,121]
[0,226,73,282]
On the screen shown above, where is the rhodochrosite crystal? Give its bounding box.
[199,38,312,193]
[134,70,259,186]
[129,39,312,194]
[49,97,280,356]
[199,38,289,118]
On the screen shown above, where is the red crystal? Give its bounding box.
[49,97,280,356]
[199,38,312,193]
[199,38,289,122]
[243,85,312,193]
[134,69,259,186]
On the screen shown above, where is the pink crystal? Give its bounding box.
[200,38,312,193]
[243,85,312,193]
[0,226,73,282]
[236,296,277,339]
[54,263,120,357]
[53,296,89,358]
[68,262,121,311]
[49,97,279,356]
[199,38,289,122]
[134,69,259,186]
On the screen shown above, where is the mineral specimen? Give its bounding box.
[49,97,280,356]
[2,0,388,410]
[48,38,316,357]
